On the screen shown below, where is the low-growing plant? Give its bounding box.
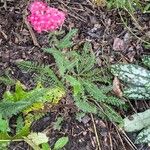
[17,29,126,124]
[24,132,68,150]
[0,81,65,149]
[111,56,150,144]
[93,0,143,12]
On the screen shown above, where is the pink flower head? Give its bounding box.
[28,1,66,33]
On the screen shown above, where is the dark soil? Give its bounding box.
[0,0,150,150]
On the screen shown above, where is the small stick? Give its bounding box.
[108,132,113,150]
[23,12,40,47]
[91,114,102,150]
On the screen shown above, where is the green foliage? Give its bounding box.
[111,64,150,87]
[42,143,51,150]
[17,29,125,124]
[74,94,98,114]
[143,3,150,13]
[135,126,150,144]
[106,0,142,11]
[56,29,78,49]
[53,137,69,150]
[16,61,62,87]
[0,76,15,85]
[42,48,77,76]
[25,133,68,150]
[142,55,150,68]
[112,56,150,144]
[82,80,124,107]
[111,56,150,100]
[53,117,63,131]
[45,30,124,123]
[0,88,47,118]
[123,109,150,132]
[1,81,65,119]
[16,115,24,133]
[66,75,82,96]
[24,132,49,147]
[0,115,9,133]
[0,80,65,149]
[123,109,150,144]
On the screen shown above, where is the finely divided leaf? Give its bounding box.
[103,104,123,124]
[0,88,47,118]
[66,75,82,96]
[74,95,97,114]
[0,115,9,133]
[56,29,78,49]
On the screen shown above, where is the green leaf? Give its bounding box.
[0,76,15,85]
[76,42,96,75]
[123,109,150,132]
[66,76,82,96]
[53,117,63,131]
[14,125,30,139]
[16,115,25,134]
[56,29,78,49]
[103,104,123,124]
[0,141,9,150]
[0,132,11,140]
[27,132,49,146]
[142,55,150,68]
[42,48,78,77]
[0,115,9,133]
[135,126,150,144]
[83,80,125,107]
[53,137,68,150]
[16,61,63,87]
[75,112,86,122]
[42,143,50,150]
[0,88,48,118]
[74,95,97,114]
[83,81,107,101]
[42,48,67,76]
[3,81,27,102]
[123,86,150,100]
[111,64,150,86]
[3,91,14,101]
[14,81,27,101]
[143,3,150,13]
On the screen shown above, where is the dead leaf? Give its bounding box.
[113,77,122,97]
[113,38,125,51]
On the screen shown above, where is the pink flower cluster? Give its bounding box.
[28,1,66,33]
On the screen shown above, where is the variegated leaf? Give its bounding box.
[123,109,150,132]
[111,64,150,87]
[123,86,150,100]
[135,126,150,144]
[142,56,150,68]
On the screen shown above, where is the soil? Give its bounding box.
[0,0,150,150]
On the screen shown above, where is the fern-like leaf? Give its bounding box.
[56,29,78,49]
[0,88,47,118]
[102,104,123,124]
[82,80,125,107]
[74,94,97,114]
[16,61,62,87]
